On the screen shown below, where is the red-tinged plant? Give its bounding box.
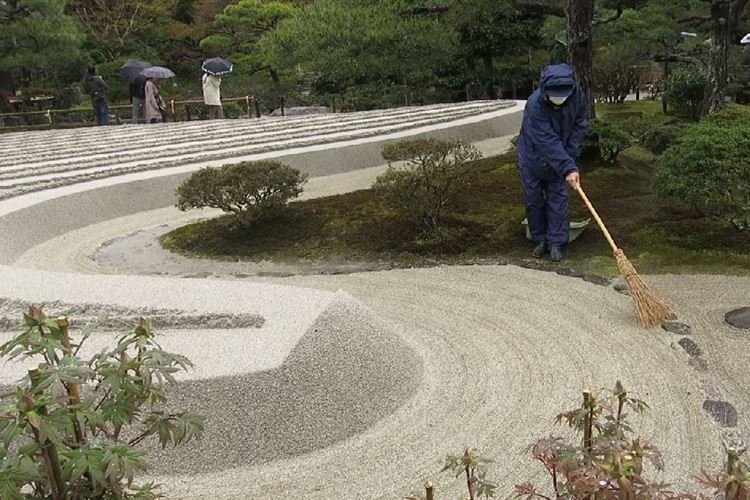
[515,381,684,500]
[697,447,750,500]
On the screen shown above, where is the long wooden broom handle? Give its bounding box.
[573,184,619,253]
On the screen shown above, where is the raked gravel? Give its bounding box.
[147,265,726,499]
[1,106,747,498]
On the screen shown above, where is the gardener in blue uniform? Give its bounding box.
[518,63,589,263]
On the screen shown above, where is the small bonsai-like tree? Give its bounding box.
[0,306,204,499]
[373,138,481,233]
[664,66,707,121]
[584,120,632,164]
[655,111,750,231]
[176,160,308,228]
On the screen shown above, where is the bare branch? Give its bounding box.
[654,53,702,64]
[513,1,566,17]
[400,5,451,15]
[679,14,713,25]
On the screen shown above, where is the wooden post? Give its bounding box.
[29,369,65,500]
[425,481,434,500]
[246,95,251,118]
[583,390,593,454]
[170,99,176,116]
[45,109,53,125]
[254,98,261,119]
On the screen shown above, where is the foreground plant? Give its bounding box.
[0,306,204,499]
[411,382,750,499]
[407,448,497,500]
[514,382,671,499]
[515,382,750,500]
[442,448,497,500]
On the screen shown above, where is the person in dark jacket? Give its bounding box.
[82,66,109,126]
[518,63,589,263]
[129,74,147,124]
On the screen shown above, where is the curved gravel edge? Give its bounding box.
[142,293,423,475]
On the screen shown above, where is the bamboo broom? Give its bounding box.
[574,184,672,328]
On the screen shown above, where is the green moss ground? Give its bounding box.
[161,140,750,276]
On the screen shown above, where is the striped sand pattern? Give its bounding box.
[0,101,510,200]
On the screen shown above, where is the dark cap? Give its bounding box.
[546,85,574,97]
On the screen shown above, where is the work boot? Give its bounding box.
[549,245,562,263]
[532,241,547,258]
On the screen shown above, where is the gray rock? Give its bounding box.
[582,274,610,286]
[662,321,693,336]
[613,282,629,295]
[555,267,583,278]
[725,307,750,329]
[688,356,709,372]
[703,400,738,427]
[678,337,702,357]
[518,260,548,271]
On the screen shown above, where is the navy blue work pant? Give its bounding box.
[519,166,569,247]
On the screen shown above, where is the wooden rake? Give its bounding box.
[574,184,672,328]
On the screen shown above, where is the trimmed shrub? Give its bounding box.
[586,119,632,163]
[655,114,750,230]
[663,66,706,120]
[704,102,750,125]
[373,138,481,232]
[176,160,308,227]
[617,114,664,144]
[642,124,682,155]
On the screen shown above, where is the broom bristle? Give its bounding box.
[614,249,672,328]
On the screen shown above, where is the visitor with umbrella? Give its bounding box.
[202,58,232,120]
[121,59,151,124]
[141,66,175,124]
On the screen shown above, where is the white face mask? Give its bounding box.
[548,94,569,106]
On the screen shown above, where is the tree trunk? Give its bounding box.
[464,57,476,101]
[268,66,283,113]
[566,0,595,118]
[702,0,741,115]
[482,54,498,99]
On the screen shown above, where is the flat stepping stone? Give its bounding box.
[662,321,692,336]
[703,400,738,427]
[725,307,750,329]
[678,337,702,357]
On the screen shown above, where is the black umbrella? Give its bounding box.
[121,59,152,82]
[202,57,233,76]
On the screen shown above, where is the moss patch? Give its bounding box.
[162,146,750,276]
